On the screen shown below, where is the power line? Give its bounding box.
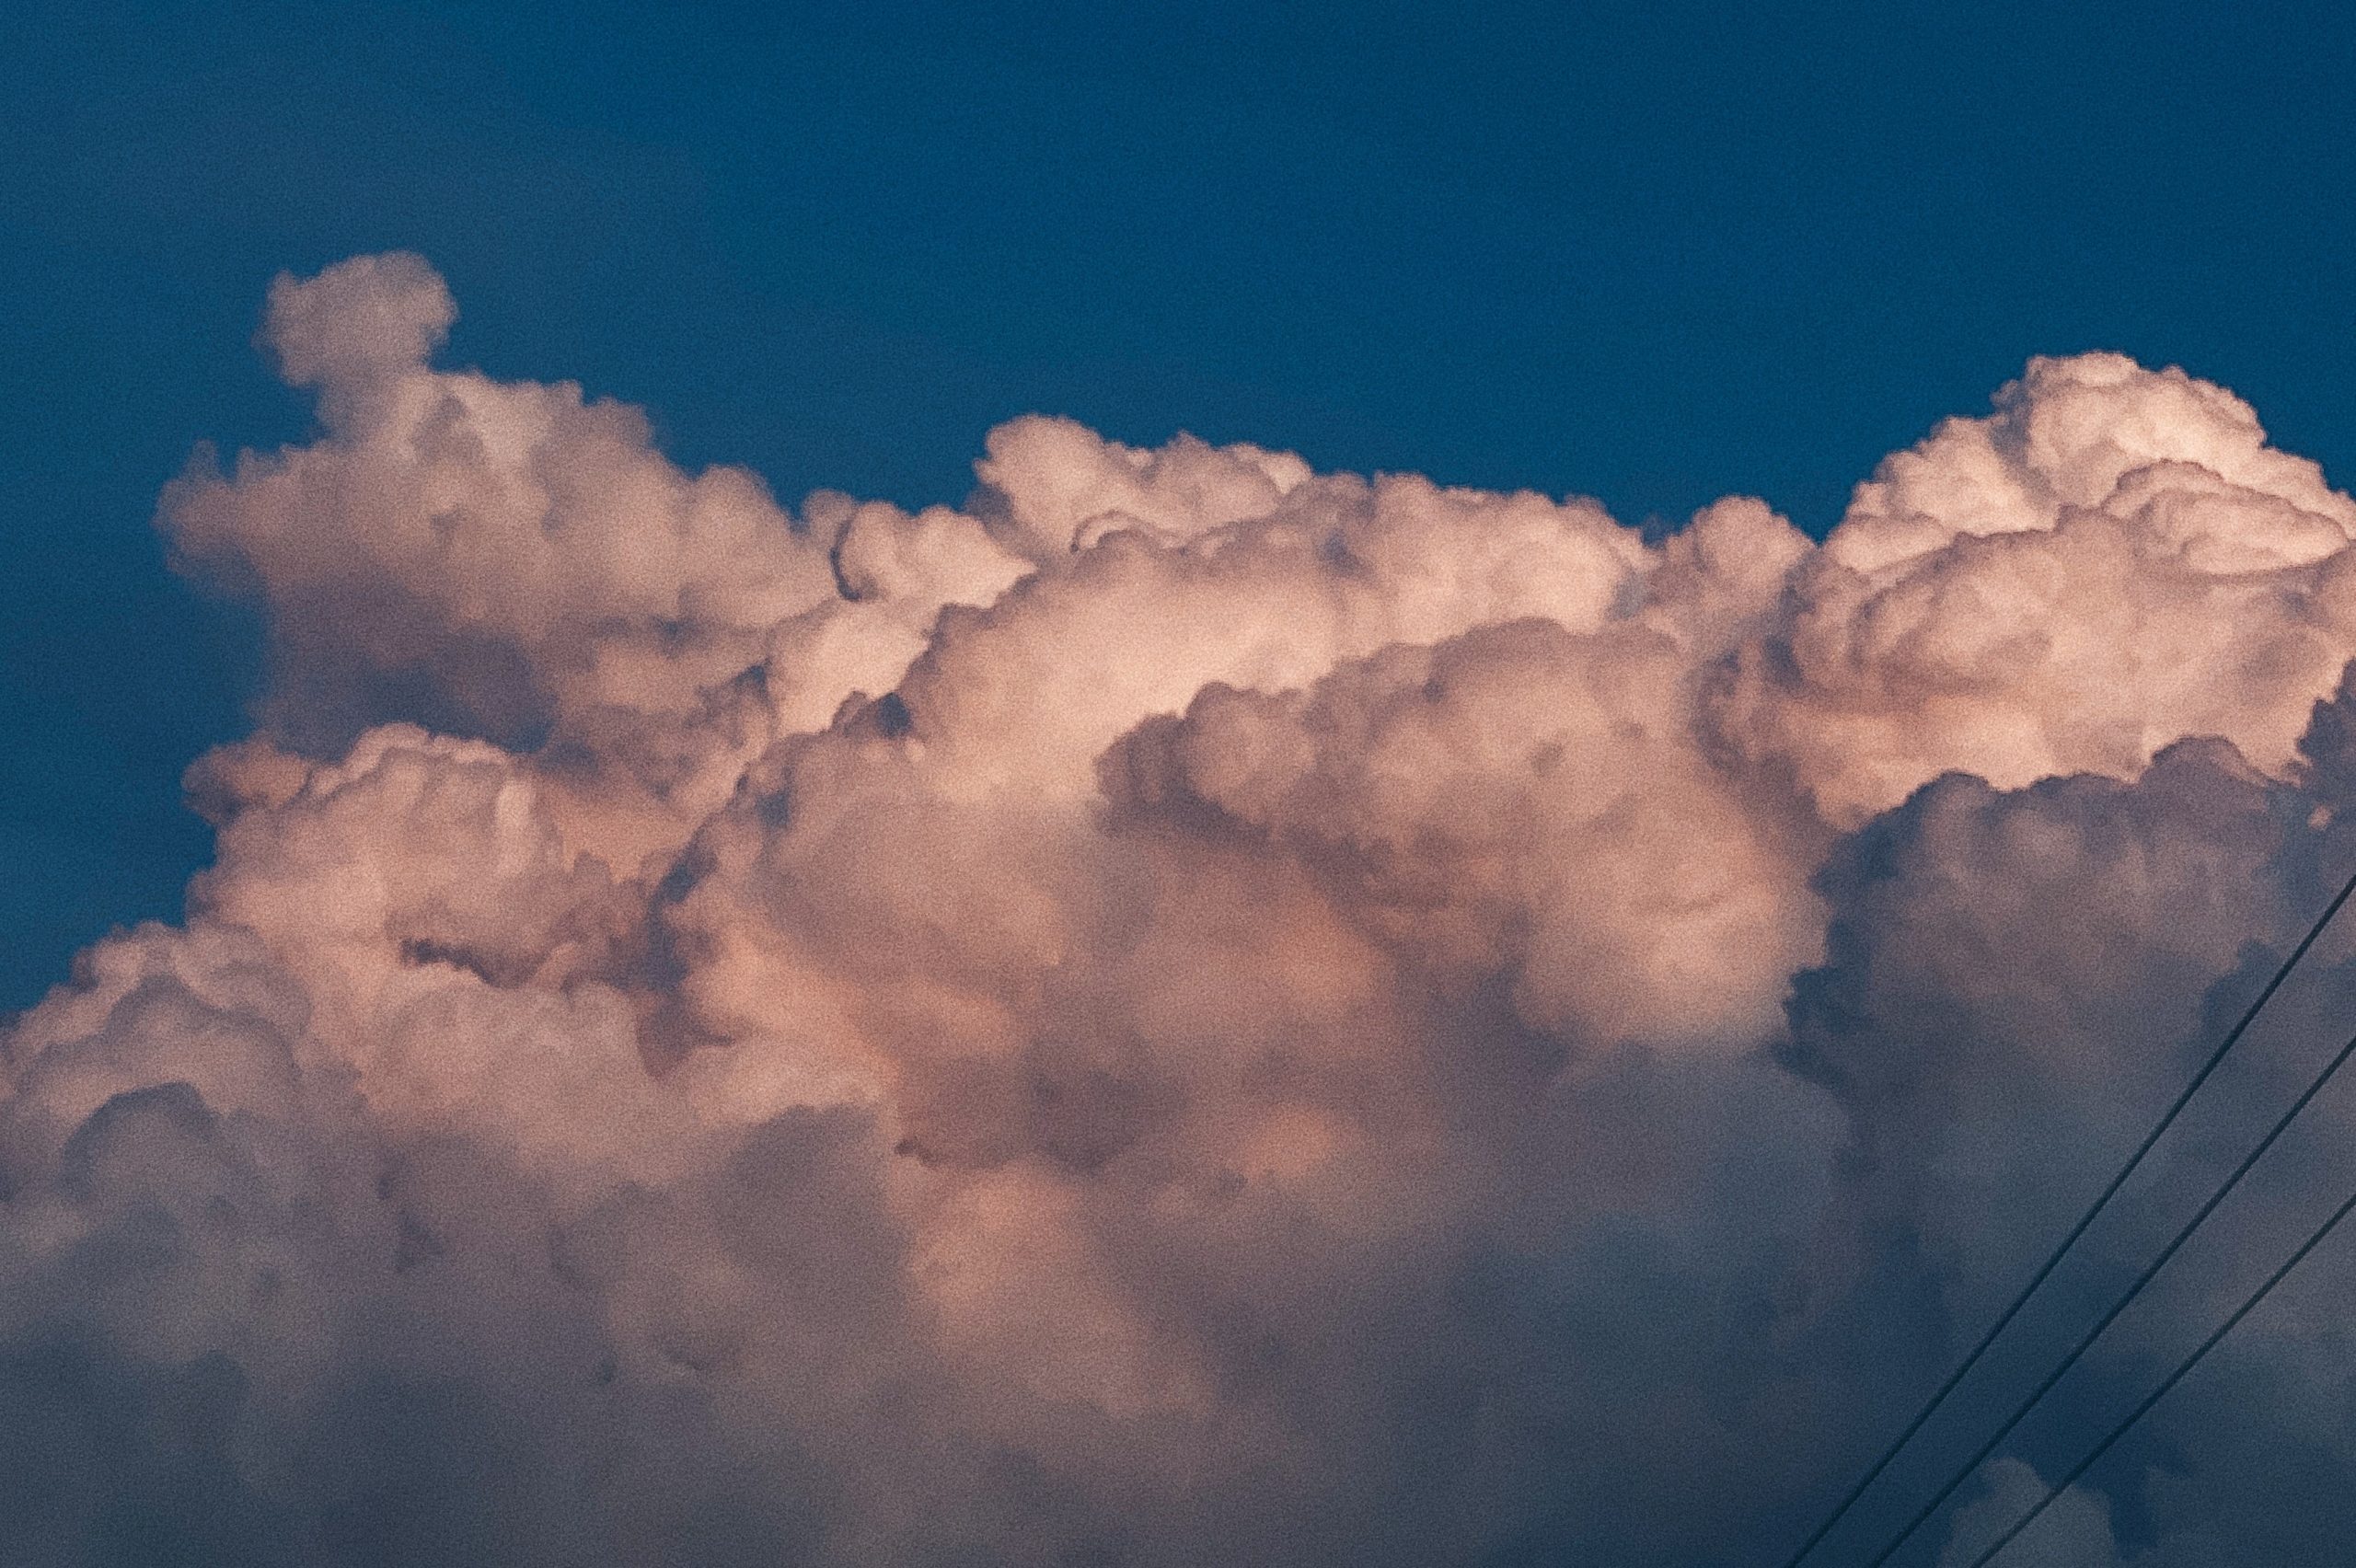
[1860,1024,2356,1566]
[1769,865,2356,1568]
[1963,1175,2356,1567]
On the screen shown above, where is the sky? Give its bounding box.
[8,0,2356,1009]
[12,6,2356,1566]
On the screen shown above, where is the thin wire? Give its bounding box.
[1965,1179,2356,1568]
[1769,867,2356,1568]
[1860,1024,2356,1565]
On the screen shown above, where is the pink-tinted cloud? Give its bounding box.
[11,255,2356,1562]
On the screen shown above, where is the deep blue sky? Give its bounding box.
[5,0,2354,1009]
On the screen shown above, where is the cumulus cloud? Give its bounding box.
[13,254,2356,1562]
[1716,352,2356,824]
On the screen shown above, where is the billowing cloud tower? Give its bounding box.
[12,253,2356,1563]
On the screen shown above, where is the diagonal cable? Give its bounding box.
[1861,1024,2356,1566]
[1964,1177,2356,1567]
[1768,866,2356,1568]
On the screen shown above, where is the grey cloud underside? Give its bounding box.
[15,253,2356,1563]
